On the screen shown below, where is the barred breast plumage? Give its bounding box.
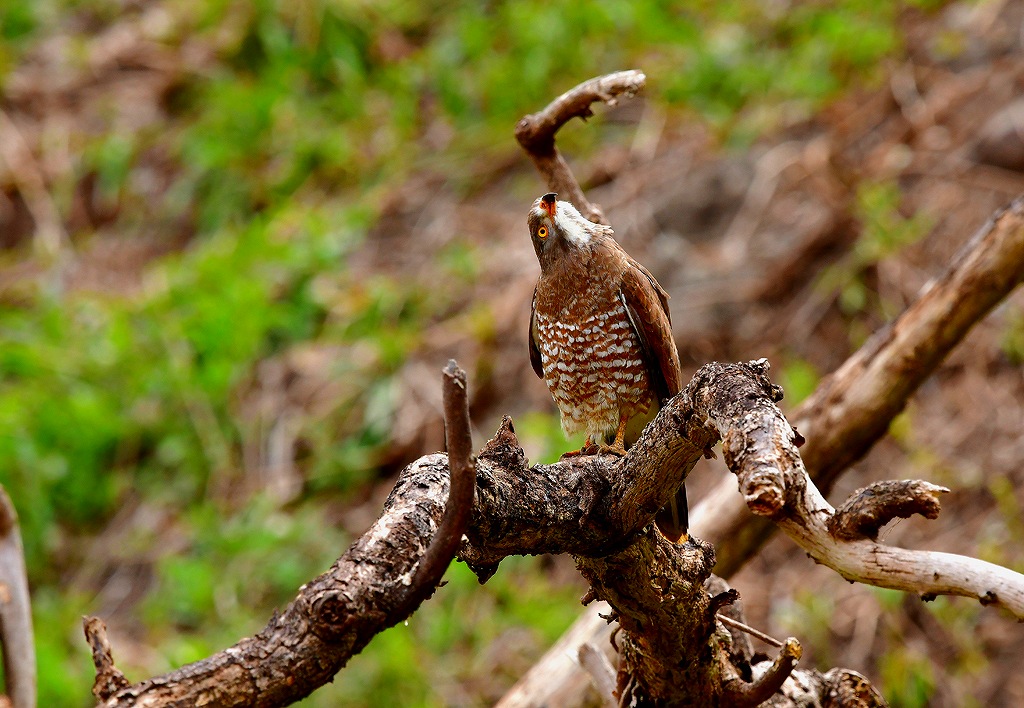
[532,275,657,444]
[526,193,689,542]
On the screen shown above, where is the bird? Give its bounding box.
[527,192,688,542]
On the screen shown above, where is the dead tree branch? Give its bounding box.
[504,186,1024,699]
[0,485,35,708]
[722,638,802,708]
[703,196,1024,576]
[83,618,128,702]
[88,363,477,707]
[515,70,646,224]
[85,355,860,705]
[693,359,1024,619]
[393,359,476,618]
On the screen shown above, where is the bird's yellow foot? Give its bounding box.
[596,418,629,457]
[596,442,627,457]
[560,438,600,459]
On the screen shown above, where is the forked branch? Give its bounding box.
[87,363,477,707]
[693,359,1024,619]
[703,196,1024,577]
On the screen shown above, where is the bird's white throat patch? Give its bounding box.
[554,200,593,246]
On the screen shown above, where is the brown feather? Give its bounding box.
[525,195,688,542]
[618,260,683,402]
[528,286,544,379]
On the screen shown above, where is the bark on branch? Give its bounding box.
[85,357,848,705]
[87,363,477,707]
[500,196,1024,707]
[695,359,1024,619]
[515,70,646,224]
[703,196,1024,577]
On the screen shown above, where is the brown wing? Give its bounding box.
[528,285,544,379]
[619,260,682,401]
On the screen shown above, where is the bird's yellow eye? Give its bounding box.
[537,226,548,239]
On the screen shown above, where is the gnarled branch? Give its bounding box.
[515,70,646,224]
[703,196,1024,577]
[694,360,1024,619]
[87,362,478,707]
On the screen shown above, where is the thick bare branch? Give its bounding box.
[704,196,1024,576]
[0,485,35,708]
[515,70,646,224]
[575,530,718,705]
[89,363,477,707]
[459,407,715,577]
[84,352,915,706]
[694,360,1024,619]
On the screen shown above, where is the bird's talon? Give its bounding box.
[560,442,600,459]
[596,444,627,457]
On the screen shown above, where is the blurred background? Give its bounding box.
[1,0,1023,705]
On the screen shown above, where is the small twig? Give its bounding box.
[394,361,476,616]
[0,485,36,708]
[723,638,802,707]
[83,617,129,702]
[717,614,784,649]
[577,643,618,708]
[515,70,646,224]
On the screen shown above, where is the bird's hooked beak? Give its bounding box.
[539,192,558,219]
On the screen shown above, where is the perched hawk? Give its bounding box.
[527,193,688,542]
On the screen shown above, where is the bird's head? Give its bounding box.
[527,193,605,267]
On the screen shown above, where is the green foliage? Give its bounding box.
[777,357,820,407]
[0,0,936,704]
[878,645,935,707]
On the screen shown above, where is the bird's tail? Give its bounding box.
[655,483,689,543]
